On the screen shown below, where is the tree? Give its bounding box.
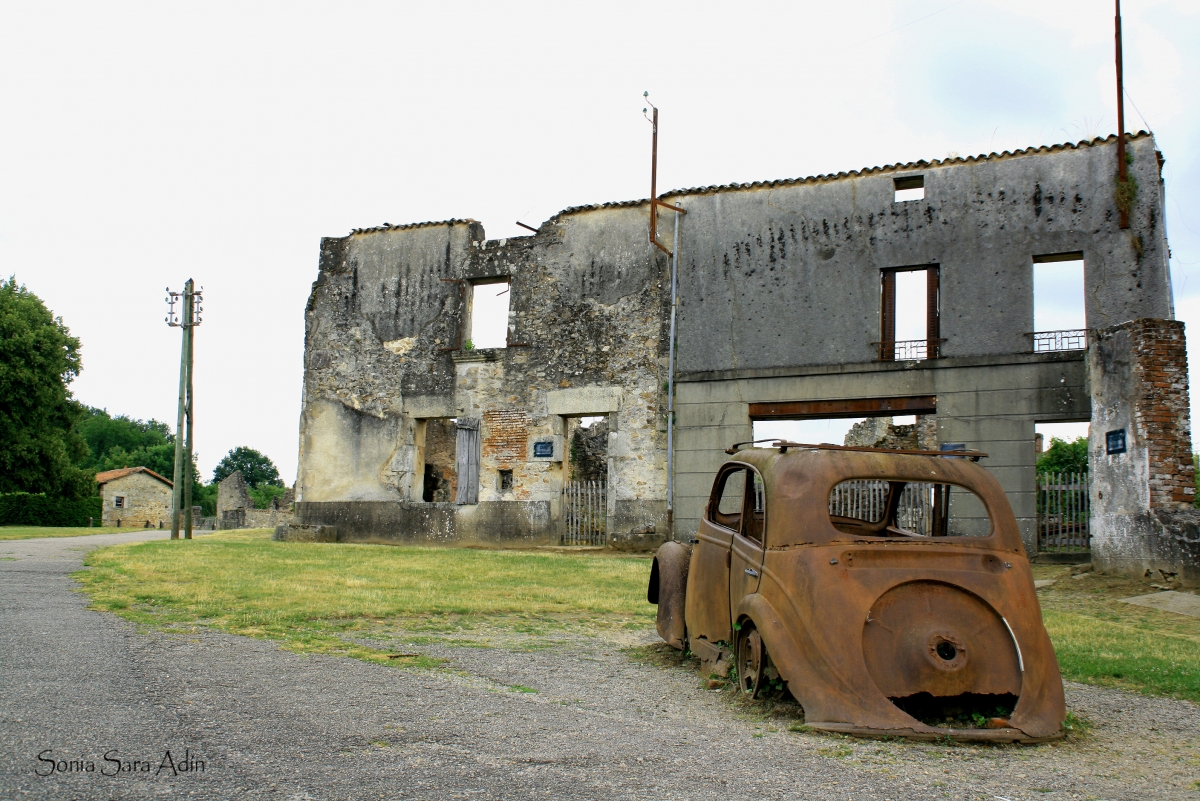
[0,277,92,498]
[1036,436,1088,474]
[77,406,173,469]
[212,447,282,488]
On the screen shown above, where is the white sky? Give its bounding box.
[2,1,1197,483]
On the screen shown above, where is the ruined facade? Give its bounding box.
[292,132,1182,559]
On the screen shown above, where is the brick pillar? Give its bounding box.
[1089,318,1200,585]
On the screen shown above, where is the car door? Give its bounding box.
[684,464,746,644]
[729,468,766,628]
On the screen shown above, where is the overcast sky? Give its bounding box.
[2,0,1197,483]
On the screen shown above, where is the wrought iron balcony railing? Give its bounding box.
[874,339,945,361]
[1029,329,1088,353]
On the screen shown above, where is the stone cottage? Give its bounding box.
[95,467,173,528]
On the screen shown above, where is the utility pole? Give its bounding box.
[643,92,687,540]
[165,280,203,539]
[1115,0,1129,230]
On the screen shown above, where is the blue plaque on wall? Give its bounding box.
[1106,429,1127,455]
[533,440,554,458]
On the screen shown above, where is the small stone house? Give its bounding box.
[95,467,173,528]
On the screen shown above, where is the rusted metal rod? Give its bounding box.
[1115,0,1129,229]
[515,221,538,233]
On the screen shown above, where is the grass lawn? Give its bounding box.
[1032,563,1200,703]
[73,530,1200,703]
[0,526,147,541]
[75,529,654,669]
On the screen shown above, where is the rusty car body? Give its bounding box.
[648,443,1066,742]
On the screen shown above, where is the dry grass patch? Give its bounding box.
[0,526,145,541]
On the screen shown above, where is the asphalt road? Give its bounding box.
[2,532,1199,800]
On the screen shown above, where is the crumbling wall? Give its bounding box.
[844,416,938,450]
[568,419,609,482]
[295,207,670,545]
[1090,318,1198,585]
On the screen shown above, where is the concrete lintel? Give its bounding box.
[546,386,622,416]
[677,351,1088,385]
[404,395,457,419]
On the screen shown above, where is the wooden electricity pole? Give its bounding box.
[166,280,202,540]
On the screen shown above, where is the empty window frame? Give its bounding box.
[113,495,126,509]
[467,278,511,349]
[880,266,940,360]
[894,174,925,202]
[1032,252,1087,352]
[828,479,991,538]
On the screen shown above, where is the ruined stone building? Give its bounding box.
[290,131,1195,582]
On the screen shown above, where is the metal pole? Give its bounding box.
[650,106,658,248]
[169,281,191,540]
[1115,0,1129,229]
[666,204,681,539]
[183,280,195,539]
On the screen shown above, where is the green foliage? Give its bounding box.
[193,483,217,517]
[1037,436,1088,474]
[463,339,475,351]
[248,484,288,510]
[0,277,93,499]
[1114,173,1138,216]
[212,447,282,488]
[77,406,172,469]
[0,493,101,526]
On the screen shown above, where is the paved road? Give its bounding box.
[2,532,1199,800]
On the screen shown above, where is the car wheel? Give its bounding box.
[736,622,766,698]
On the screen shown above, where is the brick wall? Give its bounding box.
[483,410,529,466]
[1130,319,1195,508]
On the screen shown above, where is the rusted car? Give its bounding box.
[648,442,1065,742]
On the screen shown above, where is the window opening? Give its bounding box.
[499,469,514,492]
[880,266,940,360]
[420,418,459,502]
[828,479,990,538]
[114,495,126,509]
[751,415,938,452]
[709,467,746,531]
[894,175,925,202]
[468,279,511,349]
[564,415,609,483]
[1032,254,1086,352]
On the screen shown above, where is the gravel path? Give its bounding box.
[2,532,1198,800]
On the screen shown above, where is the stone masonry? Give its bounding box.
[1090,318,1199,585]
[292,131,1184,553]
[96,467,173,528]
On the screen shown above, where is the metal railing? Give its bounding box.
[1037,472,1090,552]
[1030,329,1088,353]
[562,480,606,545]
[874,339,945,361]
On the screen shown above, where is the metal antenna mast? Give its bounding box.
[165,280,203,539]
[644,92,686,539]
[1115,0,1129,230]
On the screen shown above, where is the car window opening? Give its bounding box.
[828,479,990,538]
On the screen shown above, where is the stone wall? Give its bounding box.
[100,472,172,528]
[294,132,1175,551]
[217,470,295,530]
[1090,318,1199,585]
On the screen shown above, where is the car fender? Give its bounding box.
[649,541,690,650]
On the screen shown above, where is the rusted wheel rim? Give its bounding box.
[737,626,765,698]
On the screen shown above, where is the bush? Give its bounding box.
[248,484,288,510]
[1037,436,1088,474]
[0,493,102,526]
